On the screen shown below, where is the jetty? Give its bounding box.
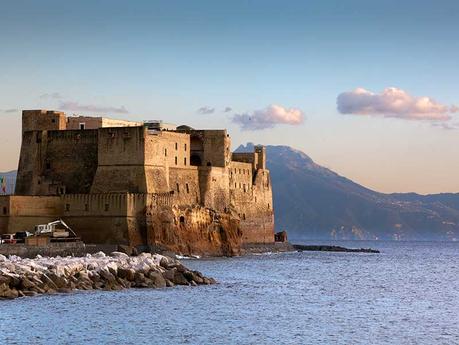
[0,252,215,300]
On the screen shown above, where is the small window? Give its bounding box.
[175,143,178,150]
[84,204,89,211]
[65,204,70,212]
[235,183,237,188]
[3,207,7,215]
[104,204,109,212]
[79,123,85,130]
[184,143,187,151]
[184,157,187,165]
[51,118,56,123]
[186,183,189,193]
[242,213,246,220]
[176,183,180,193]
[179,216,185,224]
[165,148,167,157]
[175,157,178,165]
[45,162,51,170]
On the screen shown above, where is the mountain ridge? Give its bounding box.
[237,143,459,241]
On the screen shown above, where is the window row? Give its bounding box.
[234,182,250,192]
[230,168,251,175]
[176,183,190,194]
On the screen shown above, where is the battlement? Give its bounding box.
[22,109,141,133]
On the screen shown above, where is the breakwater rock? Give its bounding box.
[293,244,380,253]
[0,252,216,300]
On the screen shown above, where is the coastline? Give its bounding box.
[0,252,215,300]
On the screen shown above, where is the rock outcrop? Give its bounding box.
[0,252,215,300]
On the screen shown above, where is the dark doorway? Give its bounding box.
[190,154,202,166]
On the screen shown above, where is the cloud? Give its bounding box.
[232,104,304,130]
[2,109,18,114]
[432,122,459,130]
[337,87,457,121]
[197,106,215,114]
[40,92,63,100]
[223,107,232,113]
[58,101,129,114]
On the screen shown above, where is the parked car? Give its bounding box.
[0,234,16,244]
[14,231,33,243]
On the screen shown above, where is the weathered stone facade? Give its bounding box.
[0,110,275,255]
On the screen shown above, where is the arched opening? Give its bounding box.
[179,216,185,224]
[190,154,202,166]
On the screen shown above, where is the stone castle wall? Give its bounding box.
[6,110,276,254]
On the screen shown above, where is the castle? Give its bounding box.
[0,110,275,255]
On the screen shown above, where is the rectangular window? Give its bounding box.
[186,183,189,193]
[104,204,109,212]
[184,143,187,151]
[46,162,51,170]
[176,183,180,193]
[175,156,178,165]
[175,143,178,150]
[165,148,167,157]
[184,157,187,165]
[79,123,85,130]
[3,207,7,215]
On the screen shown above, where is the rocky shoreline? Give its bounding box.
[0,252,215,300]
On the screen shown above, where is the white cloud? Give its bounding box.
[58,101,129,114]
[197,106,215,114]
[40,92,63,100]
[337,87,457,121]
[1,109,18,114]
[232,104,304,130]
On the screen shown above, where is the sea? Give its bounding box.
[1,240,458,345]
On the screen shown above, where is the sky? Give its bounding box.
[0,0,458,194]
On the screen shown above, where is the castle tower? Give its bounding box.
[255,145,266,170]
[22,110,67,134]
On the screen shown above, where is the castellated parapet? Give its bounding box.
[1,110,275,255]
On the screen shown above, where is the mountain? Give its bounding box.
[237,144,459,241]
[4,146,459,241]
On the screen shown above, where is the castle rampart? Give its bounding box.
[0,109,275,255]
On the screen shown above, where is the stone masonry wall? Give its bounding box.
[15,129,98,195]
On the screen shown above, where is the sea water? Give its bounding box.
[1,241,458,345]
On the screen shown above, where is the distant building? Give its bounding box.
[0,110,275,255]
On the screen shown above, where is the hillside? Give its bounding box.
[237,144,459,241]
